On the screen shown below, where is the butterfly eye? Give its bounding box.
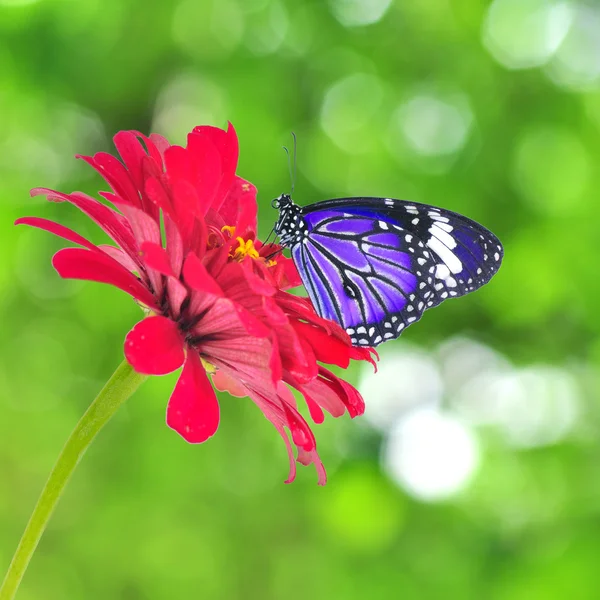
[271,198,280,209]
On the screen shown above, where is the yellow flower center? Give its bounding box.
[232,237,260,261]
[221,226,260,262]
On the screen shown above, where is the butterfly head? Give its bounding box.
[272,194,306,247]
[271,193,293,210]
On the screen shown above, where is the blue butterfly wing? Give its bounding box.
[292,197,502,346]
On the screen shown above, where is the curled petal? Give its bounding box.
[277,422,298,485]
[350,346,379,372]
[292,321,350,369]
[167,350,220,443]
[244,387,299,484]
[302,390,325,425]
[297,448,327,486]
[52,247,158,310]
[282,403,316,452]
[314,367,365,418]
[124,316,185,375]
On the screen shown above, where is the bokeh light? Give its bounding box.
[327,0,393,27]
[482,0,572,70]
[359,344,442,431]
[320,73,383,154]
[546,4,600,91]
[383,407,479,502]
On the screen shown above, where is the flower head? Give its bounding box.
[18,123,376,484]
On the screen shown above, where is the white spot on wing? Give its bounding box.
[434,264,450,279]
[429,224,457,249]
[434,221,453,233]
[427,237,463,274]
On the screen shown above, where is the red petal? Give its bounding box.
[350,346,379,372]
[267,254,303,290]
[297,448,327,485]
[269,335,282,385]
[192,122,239,212]
[113,131,154,197]
[140,242,175,277]
[98,245,139,272]
[130,130,168,167]
[116,203,163,294]
[77,152,141,209]
[203,337,276,388]
[308,367,365,418]
[52,247,159,310]
[31,188,139,262]
[242,387,298,484]
[124,316,185,375]
[167,278,188,319]
[186,131,222,212]
[303,391,325,424]
[218,176,257,236]
[282,403,316,451]
[292,321,351,369]
[145,176,173,217]
[183,252,223,296]
[164,145,192,184]
[167,350,220,443]
[148,132,171,158]
[15,216,98,251]
[165,215,185,277]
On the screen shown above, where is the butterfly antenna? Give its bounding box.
[282,145,293,196]
[263,225,276,247]
[283,132,297,196]
[291,131,297,195]
[265,247,283,262]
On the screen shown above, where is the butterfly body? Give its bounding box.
[273,194,503,347]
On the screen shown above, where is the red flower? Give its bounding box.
[17,123,376,484]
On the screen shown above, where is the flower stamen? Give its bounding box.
[232,237,260,261]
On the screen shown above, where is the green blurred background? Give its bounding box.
[2,0,600,598]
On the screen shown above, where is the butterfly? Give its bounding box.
[271,195,503,347]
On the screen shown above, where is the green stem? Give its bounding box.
[0,359,147,600]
